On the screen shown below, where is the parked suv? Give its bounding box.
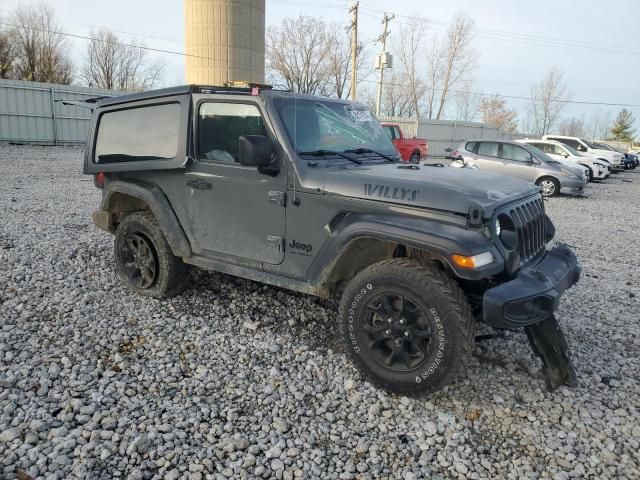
[542,135,625,171]
[453,139,587,197]
[518,139,610,181]
[83,85,581,394]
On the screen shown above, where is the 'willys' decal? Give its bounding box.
[364,184,419,202]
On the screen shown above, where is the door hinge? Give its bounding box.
[266,235,284,252]
[268,190,286,207]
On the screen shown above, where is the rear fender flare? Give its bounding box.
[101,180,192,258]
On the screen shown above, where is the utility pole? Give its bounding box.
[375,12,394,116]
[349,2,359,101]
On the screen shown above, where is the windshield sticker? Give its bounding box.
[348,109,372,122]
[312,103,380,146]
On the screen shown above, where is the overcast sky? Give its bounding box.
[2,0,639,131]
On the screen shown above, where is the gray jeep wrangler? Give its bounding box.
[83,84,581,395]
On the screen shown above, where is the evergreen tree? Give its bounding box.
[611,109,636,141]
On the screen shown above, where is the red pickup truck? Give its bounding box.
[382,123,428,164]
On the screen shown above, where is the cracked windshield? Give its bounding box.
[275,98,397,156]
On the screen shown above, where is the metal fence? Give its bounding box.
[379,115,533,158]
[0,79,119,145]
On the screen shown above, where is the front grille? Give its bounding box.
[508,197,546,263]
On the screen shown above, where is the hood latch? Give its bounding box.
[467,206,484,228]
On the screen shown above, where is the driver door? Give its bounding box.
[183,97,287,265]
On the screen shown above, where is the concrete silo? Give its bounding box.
[184,0,265,85]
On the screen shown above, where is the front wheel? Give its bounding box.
[338,259,474,395]
[410,152,421,164]
[536,177,560,197]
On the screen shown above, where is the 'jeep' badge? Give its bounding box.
[289,240,313,256]
[364,184,419,202]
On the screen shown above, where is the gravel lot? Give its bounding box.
[1,144,639,480]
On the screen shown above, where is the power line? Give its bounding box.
[358,78,640,108]
[294,0,640,56]
[3,14,637,108]
[0,21,206,60]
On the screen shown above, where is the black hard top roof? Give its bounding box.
[96,84,359,107]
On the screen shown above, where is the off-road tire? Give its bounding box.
[410,152,421,164]
[338,258,474,395]
[114,211,189,298]
[536,176,560,197]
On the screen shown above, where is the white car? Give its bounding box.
[542,135,625,171]
[517,139,610,181]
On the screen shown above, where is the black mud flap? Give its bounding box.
[525,315,578,391]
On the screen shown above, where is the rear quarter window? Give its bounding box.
[94,103,181,163]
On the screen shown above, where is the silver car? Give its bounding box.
[451,139,587,197]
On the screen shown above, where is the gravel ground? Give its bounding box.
[1,144,639,480]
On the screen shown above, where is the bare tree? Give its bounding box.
[453,80,480,122]
[587,107,612,141]
[8,3,73,84]
[392,15,428,117]
[529,67,570,136]
[424,36,445,119]
[434,12,476,119]
[380,71,416,117]
[557,117,586,137]
[266,16,332,95]
[79,29,163,92]
[478,94,518,132]
[0,25,17,78]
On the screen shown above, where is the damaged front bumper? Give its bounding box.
[482,244,581,389]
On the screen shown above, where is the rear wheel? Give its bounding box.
[338,259,474,395]
[536,177,560,197]
[410,152,421,164]
[114,211,189,298]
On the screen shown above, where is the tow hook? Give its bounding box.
[525,315,578,390]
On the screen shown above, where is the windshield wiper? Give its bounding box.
[298,149,363,165]
[343,147,398,163]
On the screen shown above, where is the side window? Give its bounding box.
[383,126,394,139]
[477,142,499,157]
[537,144,553,154]
[198,103,267,163]
[465,141,477,152]
[551,144,567,156]
[394,126,402,139]
[502,143,531,161]
[563,139,580,150]
[94,103,181,163]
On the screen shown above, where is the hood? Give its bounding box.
[587,149,624,163]
[307,163,540,217]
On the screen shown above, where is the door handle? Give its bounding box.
[186,179,212,190]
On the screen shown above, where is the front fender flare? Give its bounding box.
[310,213,503,283]
[100,180,192,258]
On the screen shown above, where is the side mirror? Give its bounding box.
[564,153,569,158]
[444,147,453,153]
[238,135,273,167]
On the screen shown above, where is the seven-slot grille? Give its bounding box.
[507,196,546,263]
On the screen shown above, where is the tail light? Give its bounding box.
[94,172,105,189]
